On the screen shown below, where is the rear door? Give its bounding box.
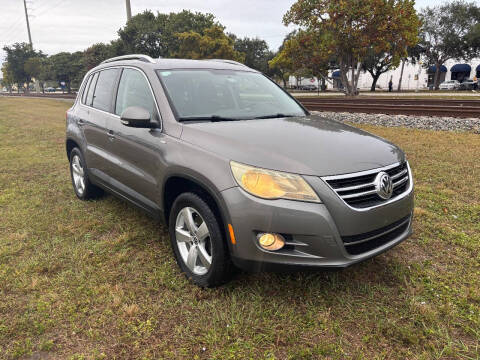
[76,72,104,170]
[78,68,121,180]
[105,67,165,209]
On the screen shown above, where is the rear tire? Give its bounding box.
[169,192,233,287]
[69,147,103,200]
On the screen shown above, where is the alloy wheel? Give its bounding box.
[175,207,212,275]
[71,155,86,195]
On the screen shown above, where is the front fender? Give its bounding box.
[160,168,236,252]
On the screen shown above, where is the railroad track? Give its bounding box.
[297,97,480,118]
[2,93,479,118]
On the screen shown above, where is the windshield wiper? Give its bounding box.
[179,114,301,122]
[252,113,299,119]
[178,115,244,122]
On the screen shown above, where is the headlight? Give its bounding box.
[230,161,321,203]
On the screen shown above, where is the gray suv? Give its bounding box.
[66,55,414,287]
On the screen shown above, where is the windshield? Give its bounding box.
[156,69,306,121]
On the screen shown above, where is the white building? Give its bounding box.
[290,58,480,91]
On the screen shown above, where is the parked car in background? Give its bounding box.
[66,55,414,287]
[439,80,460,90]
[45,87,56,92]
[459,79,477,90]
[298,84,317,91]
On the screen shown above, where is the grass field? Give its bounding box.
[0,97,479,359]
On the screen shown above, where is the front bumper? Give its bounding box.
[221,174,414,272]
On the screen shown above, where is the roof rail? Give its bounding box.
[101,54,156,64]
[206,59,248,67]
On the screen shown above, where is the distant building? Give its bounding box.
[289,58,480,91]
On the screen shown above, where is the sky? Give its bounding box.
[0,0,456,65]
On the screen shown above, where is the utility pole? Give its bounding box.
[23,0,33,47]
[125,0,132,21]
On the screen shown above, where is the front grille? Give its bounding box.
[324,162,410,209]
[342,215,411,255]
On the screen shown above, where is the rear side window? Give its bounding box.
[81,75,93,104]
[85,72,99,106]
[115,68,156,118]
[92,69,119,112]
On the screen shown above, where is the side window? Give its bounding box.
[115,68,156,118]
[85,72,99,106]
[81,75,93,104]
[92,69,119,112]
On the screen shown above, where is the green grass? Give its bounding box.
[0,97,479,359]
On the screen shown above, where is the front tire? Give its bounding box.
[69,147,103,200]
[169,192,233,287]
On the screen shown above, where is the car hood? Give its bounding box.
[180,115,405,176]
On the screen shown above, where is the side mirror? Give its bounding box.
[120,106,155,128]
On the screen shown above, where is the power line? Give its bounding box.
[0,1,36,46]
[1,0,71,49]
[0,18,26,44]
[34,0,67,18]
[31,0,60,17]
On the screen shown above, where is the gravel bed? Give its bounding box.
[312,111,480,133]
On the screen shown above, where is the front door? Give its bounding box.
[105,67,166,209]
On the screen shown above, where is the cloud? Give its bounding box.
[0,0,294,64]
[0,0,438,66]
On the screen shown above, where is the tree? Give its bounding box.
[24,56,48,92]
[467,23,480,50]
[362,42,415,92]
[284,0,420,96]
[24,57,44,80]
[175,26,245,61]
[362,50,394,91]
[1,62,15,93]
[362,40,423,92]
[83,43,117,70]
[117,10,219,58]
[269,51,294,87]
[270,30,337,90]
[397,44,423,91]
[2,43,42,93]
[268,32,300,87]
[420,1,480,89]
[110,39,127,58]
[232,36,274,73]
[118,11,164,58]
[164,10,220,56]
[49,52,84,92]
[293,31,337,88]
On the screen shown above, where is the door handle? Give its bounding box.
[107,130,115,140]
[78,119,85,126]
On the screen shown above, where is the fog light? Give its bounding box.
[258,233,285,251]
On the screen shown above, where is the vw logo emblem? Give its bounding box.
[374,172,393,200]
